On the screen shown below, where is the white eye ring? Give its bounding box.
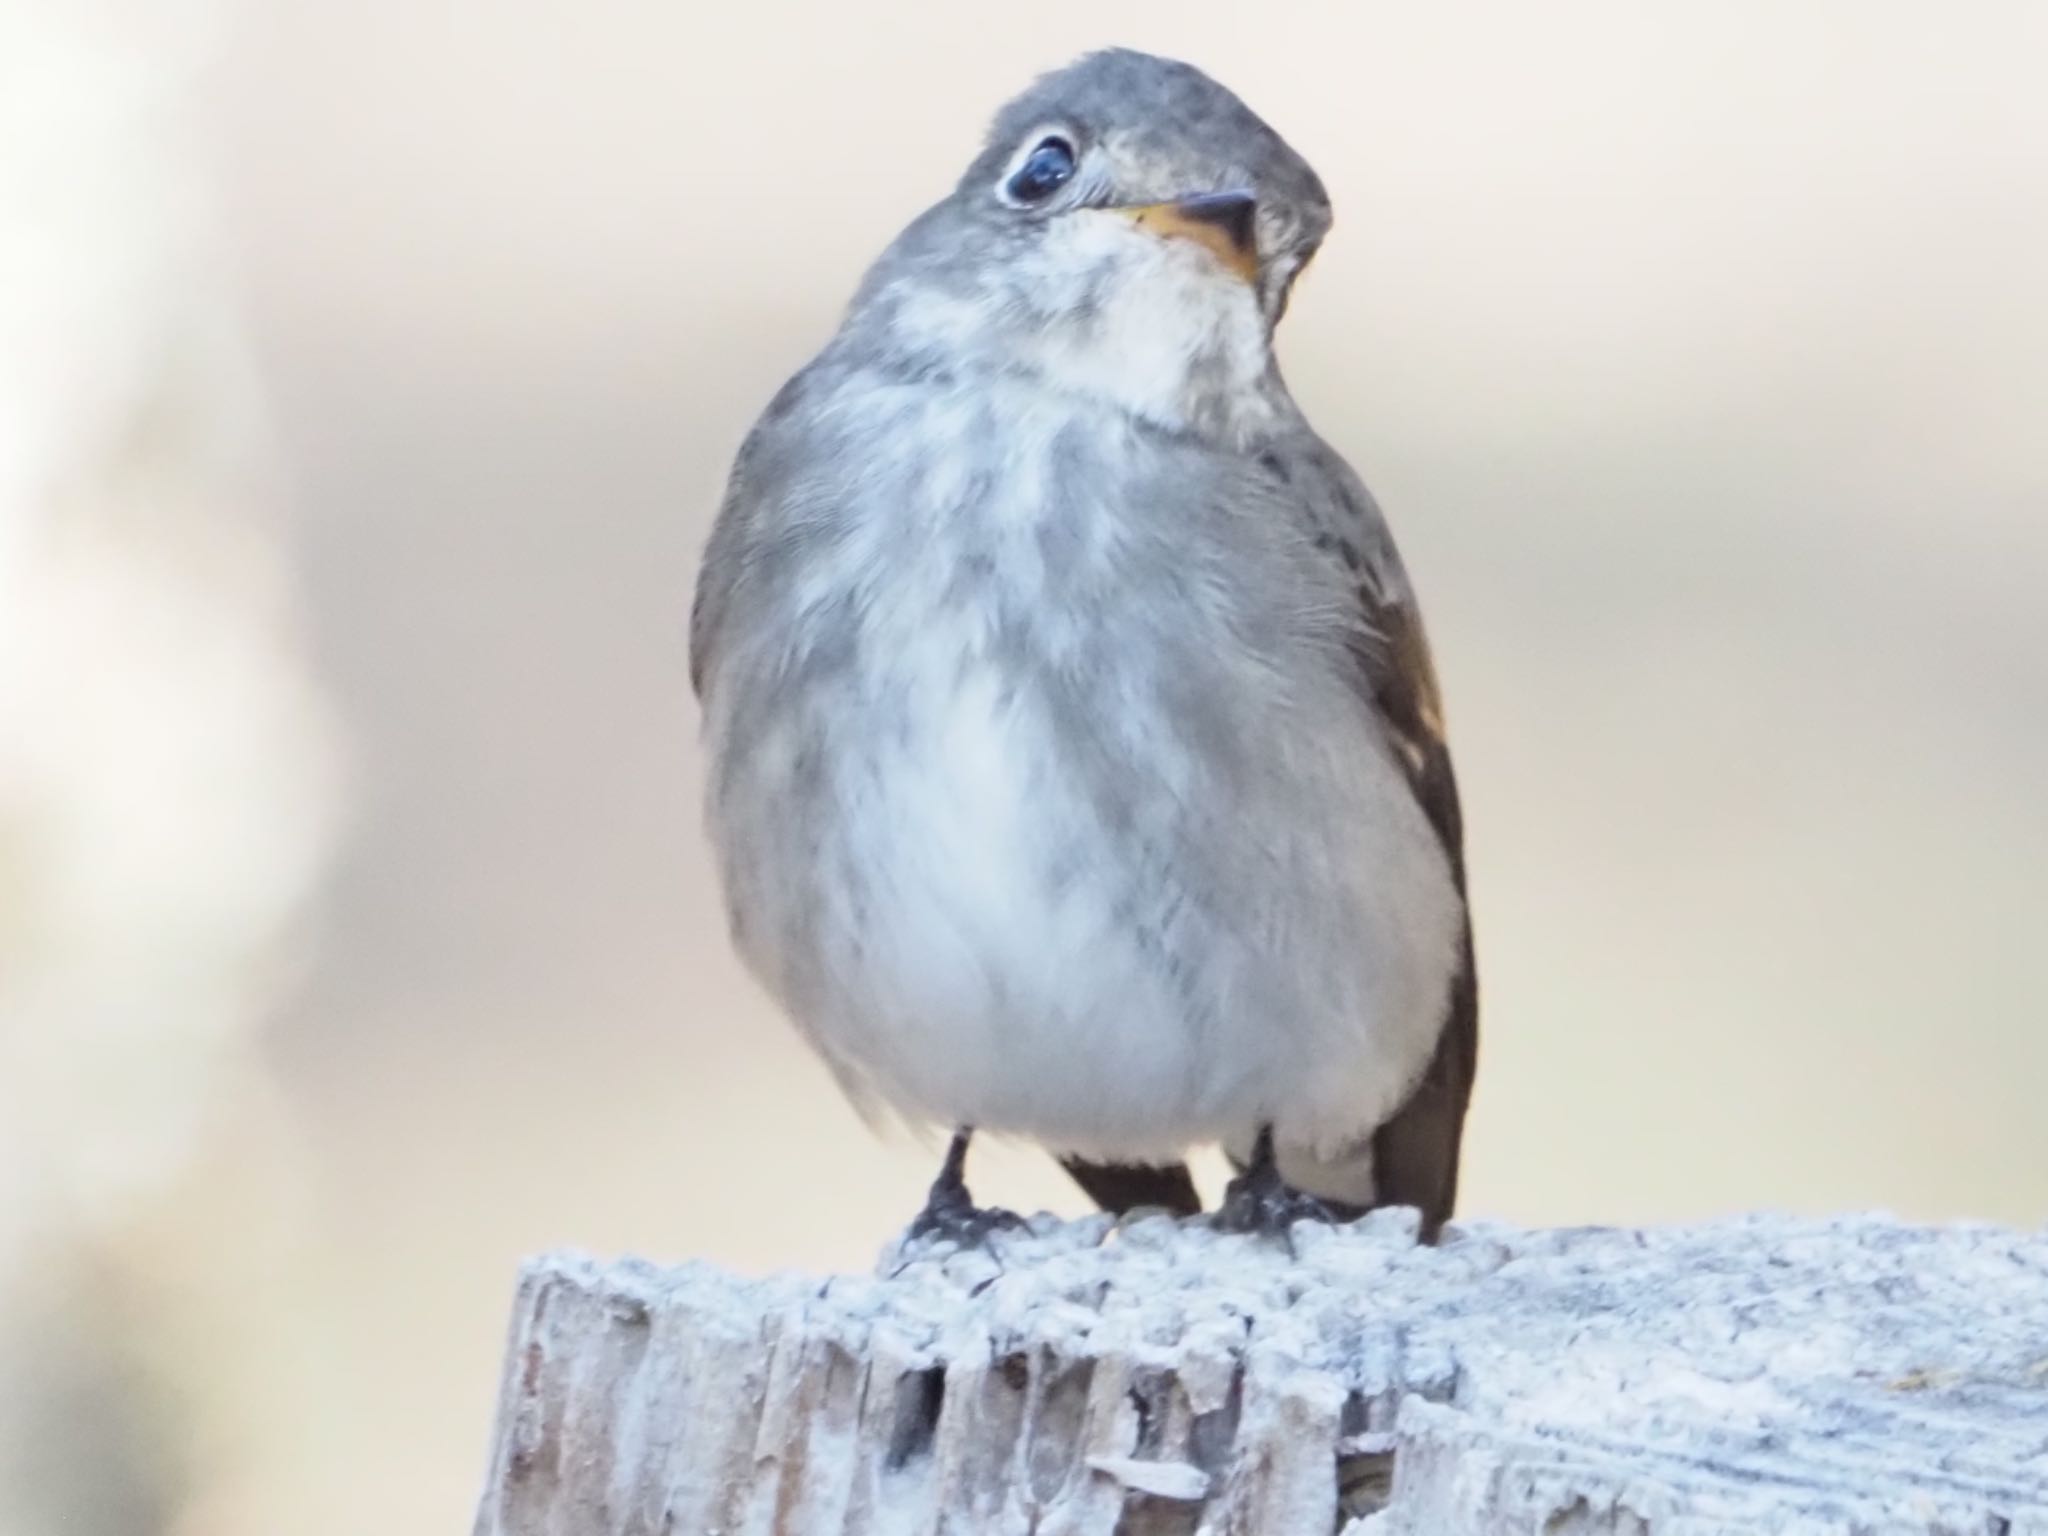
[996,125,1081,208]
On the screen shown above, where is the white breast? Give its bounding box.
[702,379,1463,1169]
[776,395,1220,1151]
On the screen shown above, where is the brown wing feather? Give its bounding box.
[1299,445,1479,1242]
[1363,597,1478,1241]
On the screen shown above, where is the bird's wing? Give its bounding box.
[691,362,836,699]
[689,421,769,700]
[1287,437,1478,1240]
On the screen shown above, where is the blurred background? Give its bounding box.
[5,0,2044,1531]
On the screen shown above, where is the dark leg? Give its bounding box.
[905,1128,1027,1248]
[1214,1125,1337,1241]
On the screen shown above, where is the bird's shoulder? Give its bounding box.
[689,352,877,696]
[1255,429,1464,883]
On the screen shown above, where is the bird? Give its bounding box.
[690,48,1477,1244]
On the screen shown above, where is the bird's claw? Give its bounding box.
[903,1186,1028,1251]
[1213,1166,1336,1250]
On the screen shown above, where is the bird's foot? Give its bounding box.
[898,1127,1027,1254]
[1213,1162,1336,1248]
[903,1180,1028,1251]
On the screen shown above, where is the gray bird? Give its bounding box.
[691,48,1476,1243]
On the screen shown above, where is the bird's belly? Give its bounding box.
[794,659,1229,1156]
[716,623,1455,1164]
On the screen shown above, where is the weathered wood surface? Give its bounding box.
[473,1211,2048,1534]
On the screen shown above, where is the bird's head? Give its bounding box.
[849,49,1332,438]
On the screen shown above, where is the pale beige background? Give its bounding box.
[85,0,2048,1530]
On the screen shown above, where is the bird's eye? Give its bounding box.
[1005,136,1076,204]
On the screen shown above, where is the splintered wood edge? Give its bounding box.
[472,1213,2048,1535]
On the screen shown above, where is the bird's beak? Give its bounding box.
[1117,191,1259,284]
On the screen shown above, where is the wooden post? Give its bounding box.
[472,1210,2048,1534]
